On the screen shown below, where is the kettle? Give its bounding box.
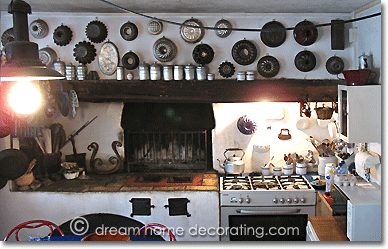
[358,53,373,70]
[217,148,245,174]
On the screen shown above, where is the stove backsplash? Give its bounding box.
[212,102,332,174]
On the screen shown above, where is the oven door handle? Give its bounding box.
[236,209,301,215]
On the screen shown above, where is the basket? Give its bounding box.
[315,102,334,120]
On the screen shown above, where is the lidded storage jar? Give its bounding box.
[139,62,150,80]
[174,65,184,80]
[184,63,196,80]
[150,61,162,80]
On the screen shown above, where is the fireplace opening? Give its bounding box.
[121,103,215,173]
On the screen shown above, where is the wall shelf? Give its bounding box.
[55,78,344,103]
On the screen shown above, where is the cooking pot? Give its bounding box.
[218,148,245,174]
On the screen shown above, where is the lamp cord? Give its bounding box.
[97,0,381,32]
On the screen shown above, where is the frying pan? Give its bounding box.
[0,149,30,180]
[0,177,7,189]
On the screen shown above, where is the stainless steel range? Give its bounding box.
[220,175,316,241]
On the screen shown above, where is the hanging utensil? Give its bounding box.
[56,81,70,117]
[60,116,98,151]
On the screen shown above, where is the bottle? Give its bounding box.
[325,163,335,192]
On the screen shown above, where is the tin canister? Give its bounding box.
[139,62,150,80]
[196,65,208,81]
[150,62,162,80]
[358,53,373,70]
[185,64,196,80]
[116,66,125,80]
[127,72,134,80]
[163,65,173,81]
[174,65,184,80]
[65,63,76,80]
[77,64,87,80]
[53,59,66,77]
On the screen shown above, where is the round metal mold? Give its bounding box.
[148,20,163,35]
[260,21,286,48]
[325,56,344,75]
[257,55,280,78]
[98,41,119,75]
[214,19,232,38]
[294,50,316,72]
[29,19,49,39]
[39,47,57,68]
[192,43,214,65]
[1,28,14,47]
[237,115,257,135]
[293,20,318,46]
[122,51,140,70]
[232,39,258,66]
[120,21,138,41]
[73,41,96,65]
[86,20,108,43]
[53,24,73,46]
[180,18,205,44]
[218,61,235,78]
[153,37,177,62]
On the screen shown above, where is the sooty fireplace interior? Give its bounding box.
[121,103,215,173]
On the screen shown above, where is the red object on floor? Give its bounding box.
[4,220,64,241]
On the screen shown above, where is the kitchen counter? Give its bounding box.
[10,172,219,192]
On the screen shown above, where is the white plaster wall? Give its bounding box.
[212,102,332,173]
[0,189,219,241]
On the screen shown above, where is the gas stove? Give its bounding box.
[220,175,316,206]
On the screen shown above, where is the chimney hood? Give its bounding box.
[121,102,215,132]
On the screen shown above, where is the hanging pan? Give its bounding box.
[293,20,318,46]
[0,149,30,180]
[260,21,286,48]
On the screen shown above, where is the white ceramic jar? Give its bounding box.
[261,166,270,176]
[296,162,307,175]
[273,166,282,176]
[318,156,337,176]
[283,164,294,175]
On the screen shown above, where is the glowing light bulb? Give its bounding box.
[9,79,42,114]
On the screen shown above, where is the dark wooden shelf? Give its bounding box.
[55,78,344,103]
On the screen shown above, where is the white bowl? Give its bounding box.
[273,167,282,176]
[63,171,79,180]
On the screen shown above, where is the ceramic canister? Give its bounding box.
[237,71,245,81]
[246,70,256,80]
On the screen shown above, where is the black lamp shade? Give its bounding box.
[0,0,64,81]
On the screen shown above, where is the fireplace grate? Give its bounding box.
[125,131,208,171]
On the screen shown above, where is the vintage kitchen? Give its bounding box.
[0,0,382,242]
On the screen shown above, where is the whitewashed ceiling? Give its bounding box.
[0,0,379,14]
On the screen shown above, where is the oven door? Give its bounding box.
[220,206,314,241]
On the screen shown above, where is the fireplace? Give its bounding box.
[120,103,215,174]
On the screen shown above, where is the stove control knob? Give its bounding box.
[294,197,299,203]
[287,198,292,204]
[231,197,237,203]
[238,198,244,203]
[301,198,306,203]
[245,198,251,204]
[272,198,278,204]
[279,198,285,204]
